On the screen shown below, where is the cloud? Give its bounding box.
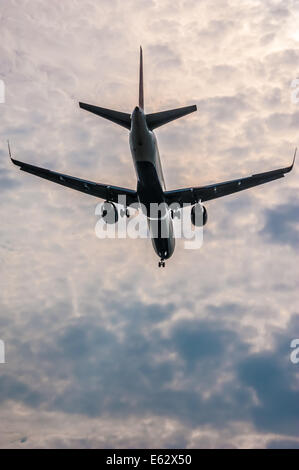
[0,0,298,450]
[260,201,299,248]
[267,440,299,449]
[0,375,42,408]
[0,176,19,191]
[237,314,299,435]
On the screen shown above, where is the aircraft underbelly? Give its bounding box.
[149,216,175,260]
[129,107,173,260]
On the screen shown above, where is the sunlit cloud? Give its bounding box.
[0,0,298,449]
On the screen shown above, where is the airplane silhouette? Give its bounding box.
[9,47,296,266]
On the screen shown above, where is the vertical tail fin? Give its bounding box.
[139,46,144,110]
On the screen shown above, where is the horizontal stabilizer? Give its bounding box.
[79,102,131,130]
[146,105,197,130]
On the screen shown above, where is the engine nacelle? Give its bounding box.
[101,202,118,224]
[191,204,208,227]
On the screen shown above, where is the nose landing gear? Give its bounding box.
[158,259,166,268]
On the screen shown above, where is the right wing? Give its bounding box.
[165,150,296,206]
[9,143,137,206]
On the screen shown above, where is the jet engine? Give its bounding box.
[101,201,119,224]
[191,204,208,227]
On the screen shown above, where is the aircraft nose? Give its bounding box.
[134,106,140,113]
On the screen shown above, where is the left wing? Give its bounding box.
[9,143,137,206]
[165,150,296,206]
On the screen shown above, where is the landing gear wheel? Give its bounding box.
[158,260,166,268]
[171,210,181,219]
[120,208,130,218]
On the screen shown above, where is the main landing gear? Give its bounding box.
[158,259,166,268]
[120,208,130,218]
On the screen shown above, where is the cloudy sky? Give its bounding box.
[0,0,299,448]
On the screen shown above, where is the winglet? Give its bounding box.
[292,147,297,168]
[7,140,12,160]
[8,140,21,167]
[139,46,144,110]
[282,147,297,174]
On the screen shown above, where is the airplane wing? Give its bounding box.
[164,150,296,206]
[9,143,137,206]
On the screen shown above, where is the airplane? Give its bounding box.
[9,47,296,267]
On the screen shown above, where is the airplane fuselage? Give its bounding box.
[129,106,175,261]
